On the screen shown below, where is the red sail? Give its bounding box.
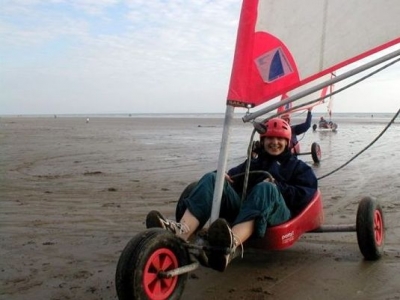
[227,0,400,108]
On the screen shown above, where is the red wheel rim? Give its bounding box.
[143,248,178,300]
[373,210,384,246]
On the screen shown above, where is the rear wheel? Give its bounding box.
[311,142,321,163]
[116,229,189,300]
[356,197,385,260]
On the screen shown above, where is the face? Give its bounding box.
[281,116,290,124]
[263,136,288,155]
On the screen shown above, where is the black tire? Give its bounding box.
[356,197,385,260]
[115,229,189,300]
[311,142,321,163]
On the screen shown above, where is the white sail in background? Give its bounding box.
[327,73,335,120]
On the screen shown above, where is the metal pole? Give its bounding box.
[309,224,357,233]
[210,105,235,224]
[242,49,400,123]
[159,261,200,278]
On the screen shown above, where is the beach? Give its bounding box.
[1,115,400,300]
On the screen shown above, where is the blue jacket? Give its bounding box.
[291,110,312,145]
[227,149,318,215]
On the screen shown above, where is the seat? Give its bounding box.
[246,190,324,251]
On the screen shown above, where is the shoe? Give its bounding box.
[146,210,189,235]
[190,235,209,267]
[207,218,242,272]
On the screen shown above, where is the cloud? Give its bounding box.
[1,0,242,114]
[1,0,399,115]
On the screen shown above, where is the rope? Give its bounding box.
[317,108,400,180]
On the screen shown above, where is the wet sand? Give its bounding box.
[1,116,400,300]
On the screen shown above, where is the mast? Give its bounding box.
[327,73,335,122]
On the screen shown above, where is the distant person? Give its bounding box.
[319,116,328,128]
[86,118,90,124]
[281,108,312,150]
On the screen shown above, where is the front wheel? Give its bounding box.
[356,197,385,260]
[115,229,190,300]
[311,142,321,163]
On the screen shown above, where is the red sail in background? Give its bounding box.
[227,0,400,108]
[277,93,291,115]
[276,73,332,115]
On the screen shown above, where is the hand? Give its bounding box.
[225,173,234,184]
[264,177,276,184]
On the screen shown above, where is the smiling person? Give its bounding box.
[146,118,318,272]
[281,108,312,152]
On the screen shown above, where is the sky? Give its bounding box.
[1,0,400,115]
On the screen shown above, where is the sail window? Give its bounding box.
[255,47,293,83]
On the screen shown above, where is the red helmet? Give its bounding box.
[260,118,292,142]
